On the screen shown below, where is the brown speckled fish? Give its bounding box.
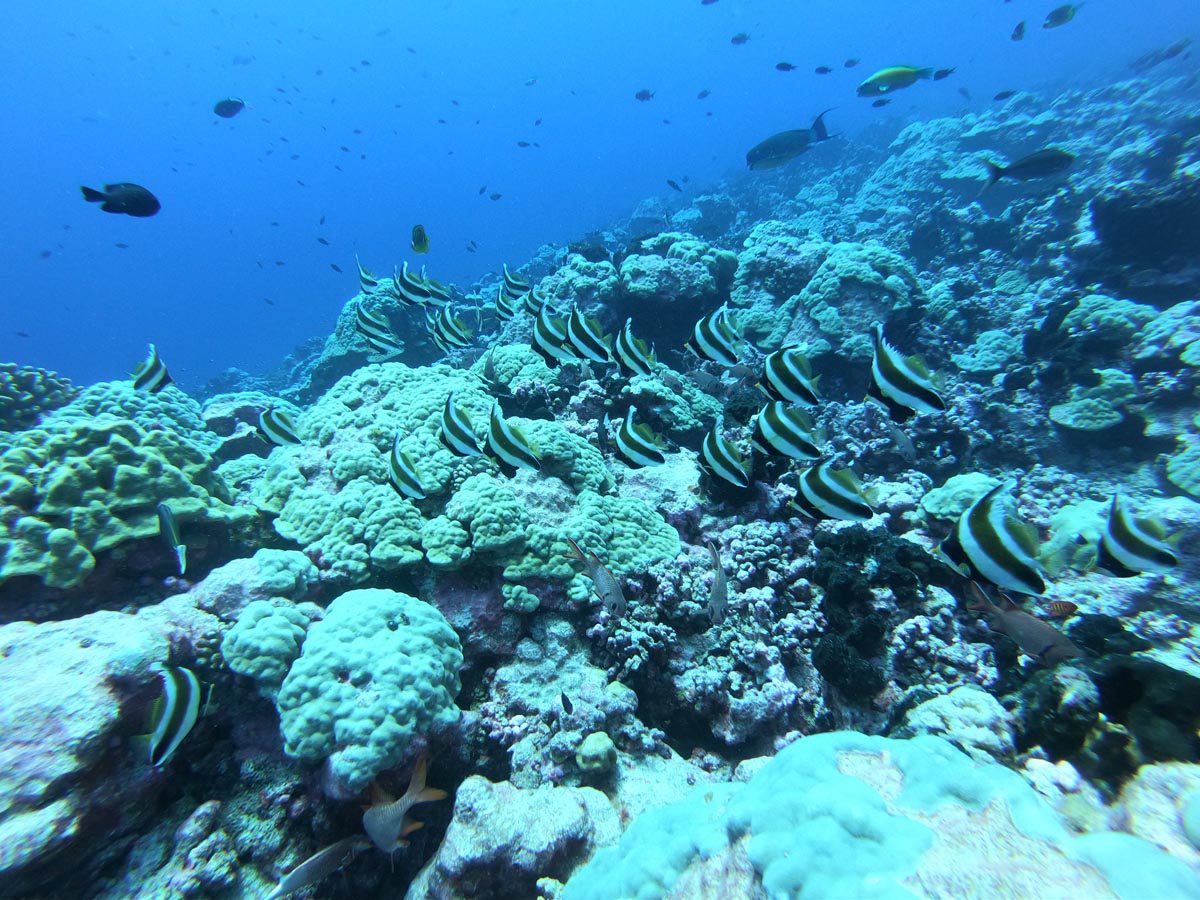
[964,582,1081,666]
[362,756,449,854]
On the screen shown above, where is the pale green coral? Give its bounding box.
[1048,368,1137,431]
[221,599,320,699]
[920,472,1001,520]
[1064,294,1157,343]
[1166,443,1200,499]
[445,473,527,555]
[421,515,472,569]
[519,419,612,493]
[502,583,541,614]
[953,330,1022,375]
[1041,499,1107,575]
[618,371,723,435]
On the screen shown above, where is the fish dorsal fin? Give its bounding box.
[826,467,863,494]
[995,589,1021,612]
[632,421,664,447]
[784,407,816,432]
[904,353,932,379]
[791,353,814,378]
[1006,515,1041,558]
[370,782,395,806]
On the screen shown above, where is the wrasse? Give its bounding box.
[440,391,481,457]
[750,402,823,460]
[685,306,741,367]
[144,664,209,767]
[759,348,819,405]
[132,343,172,393]
[566,538,626,620]
[388,434,426,500]
[259,406,302,446]
[614,319,656,377]
[867,324,945,423]
[788,461,875,522]
[701,423,750,488]
[1096,495,1179,578]
[856,65,934,96]
[565,306,612,364]
[485,403,541,475]
[157,502,186,576]
[615,407,666,468]
[938,479,1046,595]
[362,756,449,853]
[355,301,404,355]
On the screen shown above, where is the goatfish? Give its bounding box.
[701,423,750,488]
[393,260,433,306]
[856,66,934,96]
[983,148,1075,190]
[157,502,186,576]
[531,305,574,367]
[1043,3,1080,29]
[868,324,946,423]
[502,263,530,299]
[355,301,404,355]
[388,434,426,500]
[706,541,728,626]
[1096,495,1179,578]
[411,223,430,254]
[566,538,627,620]
[745,109,833,170]
[614,319,656,377]
[759,348,819,405]
[144,664,209,767]
[485,403,541,475]
[265,836,372,900]
[788,461,874,522]
[427,306,473,352]
[685,306,741,367]
[615,407,666,468]
[133,343,172,393]
[362,755,449,854]
[938,479,1046,595]
[523,289,546,316]
[566,306,612,364]
[355,254,379,292]
[494,287,518,322]
[440,391,481,457]
[751,402,823,460]
[259,406,301,446]
[963,581,1081,666]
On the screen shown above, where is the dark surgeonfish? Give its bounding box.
[788,462,874,522]
[213,97,246,118]
[144,664,209,767]
[1096,495,1179,577]
[133,343,172,393]
[362,756,449,853]
[867,324,945,423]
[1011,21,1026,41]
[266,836,372,900]
[157,502,186,576]
[983,148,1075,189]
[937,479,1046,596]
[746,109,834,169]
[1043,3,1080,29]
[81,183,160,217]
[963,581,1081,666]
[566,538,627,620]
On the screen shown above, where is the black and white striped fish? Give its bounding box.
[146,664,209,767]
[427,306,473,351]
[157,502,186,576]
[615,407,666,468]
[937,479,1045,595]
[531,305,574,367]
[614,319,656,377]
[387,434,426,500]
[494,286,518,322]
[701,423,750,487]
[566,306,612,364]
[502,263,530,299]
[132,343,172,393]
[750,402,823,460]
[440,391,482,457]
[356,254,379,292]
[788,461,874,522]
[485,403,541,475]
[259,407,302,446]
[523,289,546,316]
[355,302,403,354]
[759,348,820,405]
[1096,495,1178,577]
[867,324,946,423]
[685,306,741,367]
[422,270,453,307]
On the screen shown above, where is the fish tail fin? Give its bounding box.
[81,186,106,203]
[404,755,448,806]
[916,67,936,80]
[982,161,1005,192]
[811,107,836,141]
[565,537,586,561]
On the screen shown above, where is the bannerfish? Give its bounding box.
[614,319,656,377]
[856,66,934,96]
[427,306,473,352]
[701,423,750,488]
[759,348,819,405]
[494,286,518,322]
[144,664,209,767]
[1011,21,1026,41]
[440,391,482,457]
[706,541,728,626]
[938,479,1046,595]
[1095,495,1179,577]
[560,691,574,715]
[566,538,627,620]
[615,406,666,468]
[265,836,372,900]
[355,254,379,291]
[788,462,875,522]
[524,288,546,316]
[355,301,404,355]
[531,304,573,367]
[776,62,797,72]
[132,343,172,393]
[81,182,160,217]
[362,756,449,854]
[502,263,530,300]
[1043,4,1079,29]
[963,581,1081,666]
[867,324,946,423]
[393,261,432,306]
[565,306,612,364]
[259,407,302,446]
[388,434,426,500]
[157,502,186,576]
[750,402,823,460]
[745,109,833,169]
[635,89,654,101]
[411,223,430,254]
[213,97,246,118]
[983,148,1075,189]
[485,403,541,475]
[685,306,741,366]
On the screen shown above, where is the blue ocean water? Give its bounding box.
[1,0,1194,388]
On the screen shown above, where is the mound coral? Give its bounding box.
[0,362,77,431]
